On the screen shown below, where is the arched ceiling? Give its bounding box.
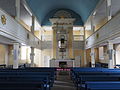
[26,0,99,26]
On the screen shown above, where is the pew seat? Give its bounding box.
[85,81,120,90]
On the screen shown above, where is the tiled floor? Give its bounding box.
[52,74,76,90]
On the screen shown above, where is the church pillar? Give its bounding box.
[68,27,73,58]
[30,15,35,67]
[91,48,95,67]
[83,27,87,66]
[108,42,114,69]
[52,27,57,59]
[30,47,35,67]
[13,43,20,69]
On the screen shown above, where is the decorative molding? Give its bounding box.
[49,18,75,24]
[1,15,6,25]
[54,10,72,18]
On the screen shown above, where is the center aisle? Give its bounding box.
[52,74,76,90]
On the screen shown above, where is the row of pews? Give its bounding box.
[0,67,56,90]
[71,67,120,90]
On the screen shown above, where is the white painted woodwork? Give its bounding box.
[86,12,120,49]
[0,9,41,49]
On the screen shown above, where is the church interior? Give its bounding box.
[0,0,120,90]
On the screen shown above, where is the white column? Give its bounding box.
[106,0,112,21]
[83,27,87,66]
[5,45,8,66]
[108,42,114,69]
[15,0,20,68]
[91,48,95,67]
[30,47,35,67]
[30,15,35,67]
[13,43,19,69]
[15,0,20,21]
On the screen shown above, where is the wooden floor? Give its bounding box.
[52,74,76,90]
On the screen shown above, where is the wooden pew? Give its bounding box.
[0,68,56,90]
[72,72,120,89]
[85,81,120,90]
[0,81,44,90]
